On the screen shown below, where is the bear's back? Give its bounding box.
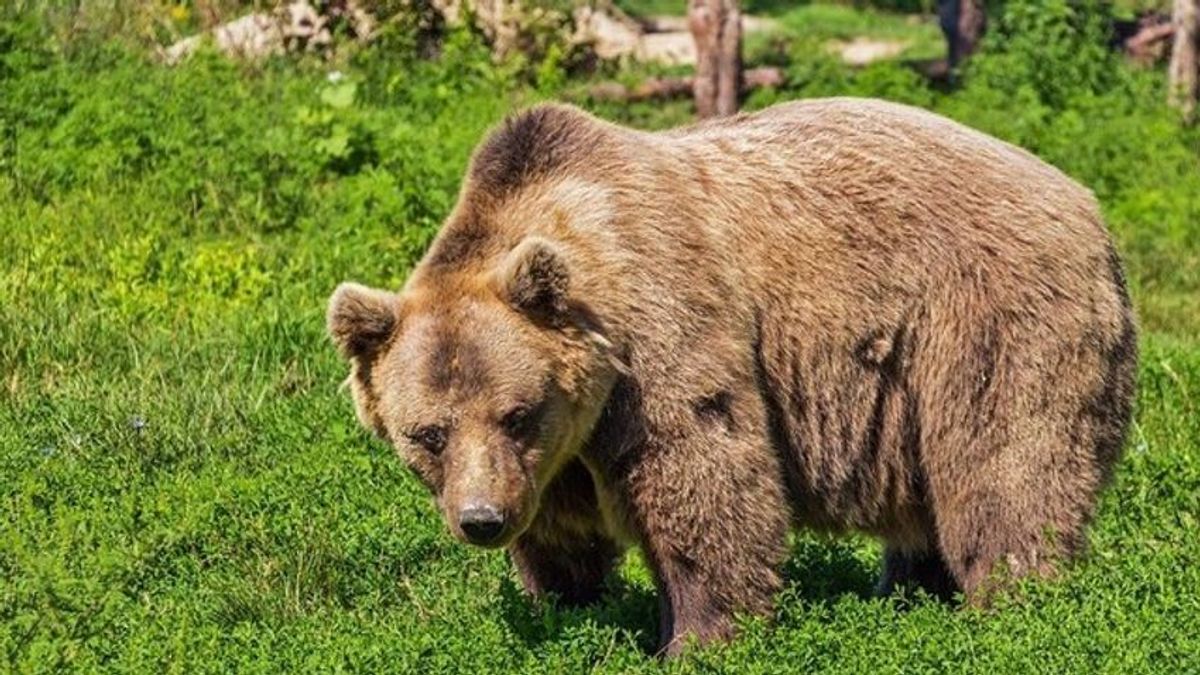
[634,97,1116,320]
[655,97,1103,250]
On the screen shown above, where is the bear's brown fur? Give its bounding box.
[328,99,1137,654]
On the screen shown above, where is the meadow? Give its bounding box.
[2,1,1199,671]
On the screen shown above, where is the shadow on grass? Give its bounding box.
[498,536,882,653]
[901,56,963,92]
[499,573,662,653]
[780,536,880,602]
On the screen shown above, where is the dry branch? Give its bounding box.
[1122,16,1175,64]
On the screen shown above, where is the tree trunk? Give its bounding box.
[1169,0,1199,120]
[688,0,742,118]
[938,0,986,68]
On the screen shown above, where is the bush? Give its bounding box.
[965,0,1119,111]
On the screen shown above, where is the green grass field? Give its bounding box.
[2,2,1200,672]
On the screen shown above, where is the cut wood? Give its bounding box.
[573,3,643,60]
[160,0,773,71]
[161,12,282,64]
[161,0,373,64]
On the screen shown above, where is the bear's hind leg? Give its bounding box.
[877,546,959,602]
[918,329,1109,603]
[930,479,1085,604]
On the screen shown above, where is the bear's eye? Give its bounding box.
[406,425,447,455]
[500,403,542,440]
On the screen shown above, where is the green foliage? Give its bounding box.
[2,2,1200,672]
[966,0,1119,111]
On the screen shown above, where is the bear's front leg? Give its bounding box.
[620,408,791,655]
[509,532,620,607]
[507,459,622,607]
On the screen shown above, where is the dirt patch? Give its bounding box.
[826,37,910,66]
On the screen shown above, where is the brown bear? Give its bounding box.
[327,98,1136,655]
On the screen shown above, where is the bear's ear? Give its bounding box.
[327,282,399,361]
[494,237,571,325]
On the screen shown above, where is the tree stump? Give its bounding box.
[1169,0,1199,120]
[688,0,742,118]
[938,0,986,69]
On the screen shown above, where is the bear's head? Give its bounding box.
[327,237,624,548]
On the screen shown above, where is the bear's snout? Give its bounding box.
[459,502,507,546]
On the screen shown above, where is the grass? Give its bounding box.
[2,2,1200,672]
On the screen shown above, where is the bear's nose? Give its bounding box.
[459,504,506,545]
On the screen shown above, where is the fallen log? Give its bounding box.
[1110,11,1175,64]
[586,66,783,102]
[1125,19,1175,64]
